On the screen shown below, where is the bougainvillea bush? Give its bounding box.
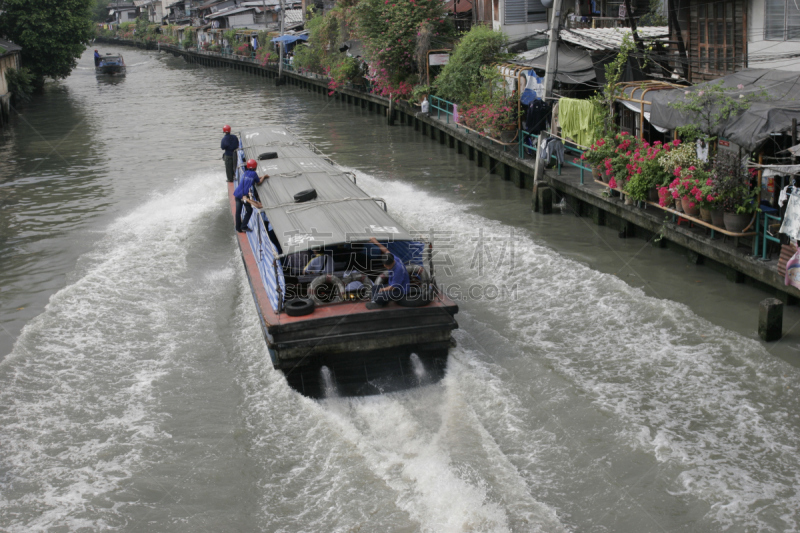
[457,96,518,138]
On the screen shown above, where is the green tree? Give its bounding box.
[433,25,507,104]
[92,0,110,23]
[0,0,95,88]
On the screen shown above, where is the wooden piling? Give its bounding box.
[759,298,783,341]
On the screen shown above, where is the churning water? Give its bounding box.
[1,46,800,532]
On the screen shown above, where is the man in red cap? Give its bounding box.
[220,125,239,182]
[233,159,269,232]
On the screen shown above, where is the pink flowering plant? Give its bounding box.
[662,166,715,210]
[581,137,615,167]
[457,96,519,138]
[622,139,676,201]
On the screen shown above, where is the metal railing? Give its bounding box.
[518,130,592,184]
[758,210,783,259]
[429,96,456,124]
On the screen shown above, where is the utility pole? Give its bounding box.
[532,0,562,209]
[277,0,285,83]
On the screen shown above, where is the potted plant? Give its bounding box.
[667,165,711,217]
[411,84,431,106]
[580,137,615,182]
[711,151,756,231]
[623,140,672,202]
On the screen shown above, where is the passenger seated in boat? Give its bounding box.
[366,237,410,310]
[303,248,333,275]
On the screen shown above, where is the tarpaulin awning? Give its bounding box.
[513,44,599,84]
[616,82,684,133]
[271,34,308,44]
[649,69,800,151]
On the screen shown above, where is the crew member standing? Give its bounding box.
[94,50,101,67]
[220,125,239,183]
[234,159,269,232]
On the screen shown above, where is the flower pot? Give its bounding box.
[592,166,601,181]
[699,207,713,223]
[624,194,635,205]
[724,212,752,233]
[674,199,683,213]
[602,172,611,184]
[648,186,660,203]
[711,208,725,228]
[681,197,700,217]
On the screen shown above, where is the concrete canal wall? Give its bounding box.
[97,38,800,310]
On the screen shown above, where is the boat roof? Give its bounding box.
[241,128,415,256]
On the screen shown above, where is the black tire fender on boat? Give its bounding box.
[405,264,431,285]
[343,272,374,300]
[293,188,317,203]
[309,274,345,305]
[285,298,315,317]
[258,152,278,160]
[398,284,434,307]
[343,271,374,289]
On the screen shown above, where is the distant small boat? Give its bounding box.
[96,54,126,76]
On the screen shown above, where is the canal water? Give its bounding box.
[2,46,800,532]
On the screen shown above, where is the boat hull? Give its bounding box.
[95,66,126,76]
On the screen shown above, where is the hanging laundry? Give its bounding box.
[539,137,565,165]
[558,97,601,148]
[520,70,544,106]
[780,193,800,241]
[251,36,258,50]
[525,99,550,135]
[786,246,800,289]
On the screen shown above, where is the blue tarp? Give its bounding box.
[271,34,308,44]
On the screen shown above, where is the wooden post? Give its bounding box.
[759,298,783,342]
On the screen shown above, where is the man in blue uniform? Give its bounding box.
[94,50,101,67]
[366,237,410,309]
[234,159,269,233]
[220,124,239,182]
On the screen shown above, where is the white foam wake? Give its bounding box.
[0,172,227,532]
[348,167,800,531]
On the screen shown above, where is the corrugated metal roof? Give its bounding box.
[559,26,668,51]
[207,6,255,18]
[0,38,22,55]
[241,129,414,255]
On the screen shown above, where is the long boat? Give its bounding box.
[95,54,126,76]
[228,128,459,396]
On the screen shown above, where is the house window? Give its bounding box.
[504,0,547,24]
[696,0,736,73]
[765,0,800,40]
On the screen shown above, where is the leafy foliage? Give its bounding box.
[0,0,95,87]
[457,96,518,138]
[671,81,769,141]
[639,0,667,26]
[5,66,34,103]
[712,151,757,213]
[354,0,450,87]
[433,25,507,104]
